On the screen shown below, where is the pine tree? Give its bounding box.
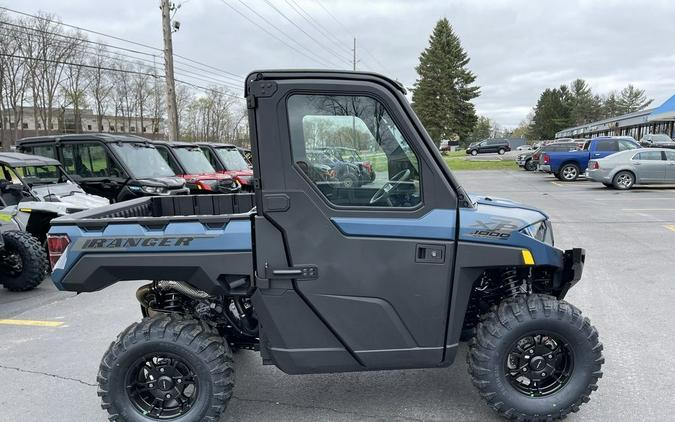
[568,79,603,125]
[617,85,653,114]
[412,18,479,146]
[530,88,571,139]
[466,116,491,145]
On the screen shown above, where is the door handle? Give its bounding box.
[416,244,445,263]
[634,162,641,165]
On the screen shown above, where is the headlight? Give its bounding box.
[140,185,166,194]
[520,220,554,245]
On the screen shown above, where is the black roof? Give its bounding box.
[16,133,153,145]
[245,70,407,95]
[0,152,61,166]
[150,140,201,148]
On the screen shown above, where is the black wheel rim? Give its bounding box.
[504,333,574,397]
[125,353,199,419]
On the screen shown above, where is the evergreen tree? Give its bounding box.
[568,79,603,125]
[602,91,621,118]
[465,116,491,145]
[617,85,653,114]
[412,18,479,146]
[530,88,571,139]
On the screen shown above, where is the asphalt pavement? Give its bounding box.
[1,169,674,421]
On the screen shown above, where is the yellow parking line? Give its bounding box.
[665,225,675,233]
[0,319,64,327]
[551,181,564,187]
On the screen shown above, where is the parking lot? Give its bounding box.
[1,169,674,421]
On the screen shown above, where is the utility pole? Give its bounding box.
[352,37,357,71]
[160,0,179,141]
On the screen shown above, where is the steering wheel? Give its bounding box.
[369,169,411,205]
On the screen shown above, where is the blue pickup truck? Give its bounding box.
[45,71,602,422]
[545,136,640,181]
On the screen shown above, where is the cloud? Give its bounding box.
[17,0,675,127]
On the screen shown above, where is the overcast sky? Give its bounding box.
[9,0,675,128]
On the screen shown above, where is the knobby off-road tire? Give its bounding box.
[0,231,48,291]
[468,294,603,421]
[98,314,234,422]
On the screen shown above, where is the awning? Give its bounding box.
[648,94,675,121]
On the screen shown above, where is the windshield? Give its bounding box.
[8,164,69,185]
[173,147,215,174]
[110,143,175,178]
[215,147,250,171]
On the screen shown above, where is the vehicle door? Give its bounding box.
[59,141,127,201]
[249,74,459,373]
[664,150,675,181]
[632,151,666,182]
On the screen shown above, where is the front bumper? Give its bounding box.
[557,248,585,298]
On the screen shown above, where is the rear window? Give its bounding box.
[633,151,663,161]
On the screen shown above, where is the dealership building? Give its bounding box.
[555,94,675,140]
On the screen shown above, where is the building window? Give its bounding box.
[36,122,41,129]
[153,126,159,133]
[22,123,28,129]
[120,126,125,131]
[130,126,136,132]
[109,126,115,132]
[99,125,104,131]
[87,124,92,131]
[142,126,147,133]
[50,123,55,130]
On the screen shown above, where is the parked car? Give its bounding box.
[544,136,640,181]
[465,139,511,155]
[152,141,240,194]
[639,133,675,149]
[516,150,538,171]
[47,69,601,422]
[516,144,533,151]
[318,146,376,183]
[0,152,108,291]
[531,142,578,172]
[198,143,255,191]
[586,148,675,189]
[439,139,458,153]
[17,134,189,202]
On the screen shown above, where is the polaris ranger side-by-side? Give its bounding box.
[48,71,603,421]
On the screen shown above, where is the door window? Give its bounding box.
[200,147,223,171]
[633,151,663,161]
[595,140,619,152]
[618,140,639,151]
[61,143,121,178]
[287,94,421,208]
[665,151,675,161]
[23,145,57,159]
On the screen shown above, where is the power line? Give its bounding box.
[262,0,352,66]
[0,5,244,80]
[0,26,241,91]
[0,52,242,98]
[285,0,351,56]
[218,0,335,68]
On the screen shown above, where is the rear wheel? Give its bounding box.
[612,171,635,190]
[559,163,580,181]
[468,294,603,421]
[0,231,47,291]
[470,149,478,156]
[498,148,506,155]
[524,159,537,172]
[98,315,234,422]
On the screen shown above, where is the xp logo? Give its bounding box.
[469,218,520,240]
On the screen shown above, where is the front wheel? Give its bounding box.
[98,315,234,422]
[498,148,506,155]
[468,294,603,421]
[524,159,537,172]
[470,149,478,156]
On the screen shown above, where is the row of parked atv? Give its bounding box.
[0,135,378,292]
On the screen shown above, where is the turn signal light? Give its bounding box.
[47,234,70,269]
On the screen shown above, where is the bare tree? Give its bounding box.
[0,18,31,145]
[87,45,113,132]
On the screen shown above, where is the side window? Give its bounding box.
[618,140,638,151]
[23,145,57,159]
[61,143,117,178]
[200,147,222,171]
[595,140,618,152]
[634,151,663,161]
[666,151,675,161]
[157,146,182,174]
[287,94,421,208]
